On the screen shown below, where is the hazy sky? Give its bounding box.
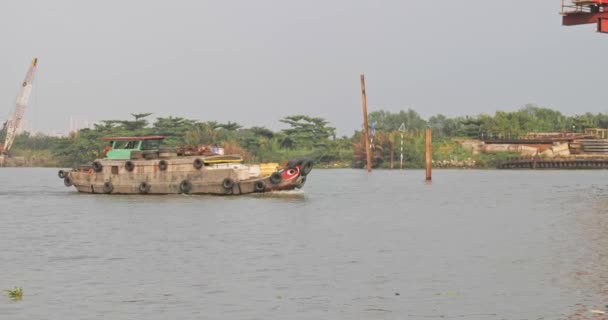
[1,0,607,135]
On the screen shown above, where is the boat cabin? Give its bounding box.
[102,136,166,160]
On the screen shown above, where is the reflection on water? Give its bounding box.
[1,168,608,319]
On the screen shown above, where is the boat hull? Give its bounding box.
[61,156,310,195]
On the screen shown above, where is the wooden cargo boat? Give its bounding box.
[59,136,312,195]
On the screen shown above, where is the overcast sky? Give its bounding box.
[1,0,607,136]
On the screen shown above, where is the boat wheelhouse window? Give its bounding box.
[141,140,161,150]
[114,141,138,149]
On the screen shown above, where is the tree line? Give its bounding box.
[4,105,608,168]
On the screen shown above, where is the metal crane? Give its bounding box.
[0,58,38,166]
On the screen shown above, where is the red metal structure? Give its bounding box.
[562,0,608,32]
[101,136,166,141]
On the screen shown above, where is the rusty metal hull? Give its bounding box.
[61,156,310,195]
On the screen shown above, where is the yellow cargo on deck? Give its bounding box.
[259,163,279,176]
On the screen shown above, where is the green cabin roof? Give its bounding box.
[103,136,166,160]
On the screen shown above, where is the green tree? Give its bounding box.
[152,117,196,145]
[280,115,336,149]
[428,114,459,137]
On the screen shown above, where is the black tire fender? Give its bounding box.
[287,158,303,168]
[63,176,73,187]
[269,172,282,185]
[92,161,103,173]
[222,178,234,193]
[159,160,168,171]
[58,170,66,179]
[193,158,204,170]
[138,182,151,194]
[295,176,307,189]
[103,181,113,194]
[300,160,313,176]
[180,180,192,194]
[254,180,265,192]
[125,161,135,172]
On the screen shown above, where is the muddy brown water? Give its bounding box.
[1,168,607,319]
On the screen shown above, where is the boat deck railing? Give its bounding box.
[561,0,608,15]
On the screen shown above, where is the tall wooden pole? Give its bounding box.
[360,74,372,172]
[425,128,432,181]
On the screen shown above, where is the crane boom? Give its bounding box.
[1,58,38,157]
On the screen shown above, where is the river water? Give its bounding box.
[0,168,607,319]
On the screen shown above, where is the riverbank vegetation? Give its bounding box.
[3,105,608,168]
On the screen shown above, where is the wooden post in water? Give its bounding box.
[425,127,432,181]
[360,74,372,172]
